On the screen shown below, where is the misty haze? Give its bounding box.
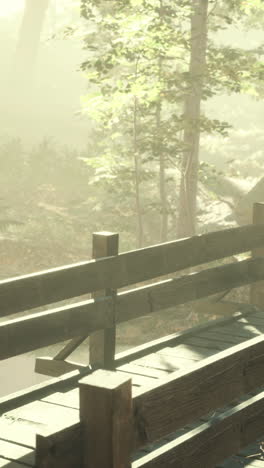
[0,4,264,466]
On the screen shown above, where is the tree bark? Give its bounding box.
[133,94,144,248]
[14,0,50,84]
[177,0,208,238]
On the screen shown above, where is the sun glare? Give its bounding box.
[0,0,24,17]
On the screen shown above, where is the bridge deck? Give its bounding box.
[1,307,264,467]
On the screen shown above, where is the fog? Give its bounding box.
[0,0,263,395]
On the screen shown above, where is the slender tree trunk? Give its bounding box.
[133,95,144,248]
[157,0,168,243]
[157,100,168,242]
[177,0,208,238]
[14,0,50,84]
[155,58,168,243]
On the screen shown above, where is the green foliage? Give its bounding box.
[79,0,264,243]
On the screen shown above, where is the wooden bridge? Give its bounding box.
[2,203,264,467]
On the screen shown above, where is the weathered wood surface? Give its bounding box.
[133,391,264,468]
[0,458,31,467]
[89,232,119,369]
[79,370,132,468]
[220,457,264,467]
[251,202,264,308]
[2,308,264,467]
[2,308,254,417]
[1,223,264,317]
[36,423,82,468]
[132,334,264,449]
[1,257,264,360]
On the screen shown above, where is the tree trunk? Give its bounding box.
[177,0,208,238]
[14,0,50,84]
[133,95,144,248]
[156,59,168,243]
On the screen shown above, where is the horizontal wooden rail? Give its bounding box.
[134,390,264,468]
[1,257,264,360]
[1,223,264,317]
[133,333,264,449]
[36,331,264,468]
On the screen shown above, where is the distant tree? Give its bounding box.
[80,0,189,246]
[14,0,50,83]
[177,0,208,238]
[80,0,264,244]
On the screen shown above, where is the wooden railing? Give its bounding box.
[36,333,264,467]
[1,203,264,373]
[1,202,264,466]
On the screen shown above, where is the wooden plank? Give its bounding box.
[220,458,264,468]
[35,357,87,377]
[42,389,79,409]
[251,202,264,308]
[0,439,34,465]
[132,353,196,373]
[247,317,264,327]
[197,331,245,345]
[207,323,261,339]
[132,334,264,449]
[1,259,263,361]
[158,345,216,360]
[1,224,264,317]
[89,232,119,369]
[118,363,171,379]
[184,336,233,351]
[36,423,82,468]
[0,308,257,415]
[219,322,264,338]
[114,306,258,368]
[115,257,264,325]
[115,370,156,387]
[0,297,113,361]
[4,400,79,430]
[79,370,132,468]
[0,366,92,416]
[0,458,31,467]
[133,390,264,468]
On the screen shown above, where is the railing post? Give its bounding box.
[250,202,264,307]
[89,232,119,369]
[79,370,132,468]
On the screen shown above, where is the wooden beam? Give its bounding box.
[114,304,257,367]
[89,232,119,369]
[1,223,264,317]
[132,333,264,449]
[35,423,82,468]
[35,232,119,377]
[115,256,264,324]
[1,257,264,361]
[79,370,132,468]
[133,390,264,468]
[35,357,87,377]
[0,297,113,361]
[251,202,264,307]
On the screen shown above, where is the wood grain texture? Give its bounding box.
[79,370,133,468]
[133,390,264,468]
[0,296,113,360]
[132,334,264,449]
[1,223,264,317]
[1,310,253,415]
[115,257,264,324]
[89,232,119,369]
[0,457,32,467]
[115,307,257,367]
[251,202,264,308]
[2,257,262,361]
[36,423,82,468]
